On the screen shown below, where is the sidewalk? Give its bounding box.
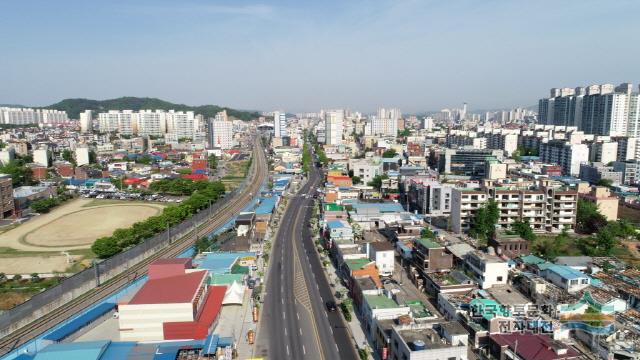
[313,231,374,360]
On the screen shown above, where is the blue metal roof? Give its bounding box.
[43,302,115,342]
[202,334,220,355]
[548,264,589,280]
[327,220,347,229]
[255,196,279,215]
[154,340,203,360]
[350,202,404,213]
[100,341,137,360]
[33,341,110,360]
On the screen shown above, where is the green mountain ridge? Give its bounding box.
[43,97,260,121]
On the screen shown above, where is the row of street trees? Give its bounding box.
[91,180,226,258]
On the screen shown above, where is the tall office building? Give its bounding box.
[324,110,344,145]
[273,111,287,138]
[208,112,234,149]
[79,110,93,133]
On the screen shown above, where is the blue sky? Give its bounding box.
[1,0,639,113]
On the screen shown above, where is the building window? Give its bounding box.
[497,276,503,282]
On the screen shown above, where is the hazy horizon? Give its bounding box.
[1,0,639,113]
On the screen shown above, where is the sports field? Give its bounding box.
[0,199,164,274]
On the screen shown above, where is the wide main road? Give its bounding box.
[257,150,359,359]
[0,138,268,357]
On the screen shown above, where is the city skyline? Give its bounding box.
[1,0,639,112]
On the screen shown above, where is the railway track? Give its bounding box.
[0,140,267,357]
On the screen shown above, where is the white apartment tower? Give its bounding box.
[166,110,195,139]
[75,146,90,166]
[79,110,93,133]
[371,107,400,136]
[137,110,166,137]
[324,110,344,145]
[273,111,287,138]
[208,111,234,149]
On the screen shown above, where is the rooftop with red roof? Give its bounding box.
[128,270,207,305]
[490,333,580,360]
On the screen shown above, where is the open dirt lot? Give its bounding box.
[0,255,78,274]
[0,198,164,252]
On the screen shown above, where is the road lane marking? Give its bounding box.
[287,345,290,356]
[297,312,300,320]
[299,328,302,335]
[303,345,306,355]
[282,311,286,319]
[285,327,288,336]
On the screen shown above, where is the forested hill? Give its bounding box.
[44,97,260,121]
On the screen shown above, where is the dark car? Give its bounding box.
[325,300,337,312]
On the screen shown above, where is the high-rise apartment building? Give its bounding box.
[539,83,640,137]
[324,110,344,145]
[98,111,120,133]
[75,146,90,166]
[273,111,287,138]
[137,110,166,137]
[207,112,234,149]
[370,107,400,136]
[538,140,589,176]
[166,110,195,139]
[79,110,93,133]
[0,107,68,125]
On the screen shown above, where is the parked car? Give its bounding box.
[325,300,337,312]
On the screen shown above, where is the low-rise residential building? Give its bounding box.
[389,322,469,360]
[464,251,509,289]
[544,265,590,294]
[451,189,488,233]
[368,241,395,277]
[488,333,580,360]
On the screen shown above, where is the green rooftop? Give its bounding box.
[415,238,443,249]
[364,294,399,309]
[406,300,433,318]
[209,273,245,285]
[344,258,372,271]
[519,254,547,265]
[324,203,344,212]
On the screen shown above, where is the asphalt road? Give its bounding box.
[258,151,359,360]
[0,138,268,357]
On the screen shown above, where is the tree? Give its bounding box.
[30,273,40,282]
[62,149,76,165]
[596,179,613,187]
[92,237,122,258]
[511,219,536,241]
[352,176,361,185]
[397,129,411,137]
[368,174,389,191]
[0,159,34,186]
[421,227,435,239]
[469,200,499,243]
[30,198,59,213]
[208,154,218,170]
[0,273,6,282]
[12,274,22,281]
[512,148,522,162]
[89,150,98,164]
[382,149,397,158]
[576,199,608,234]
[136,154,153,164]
